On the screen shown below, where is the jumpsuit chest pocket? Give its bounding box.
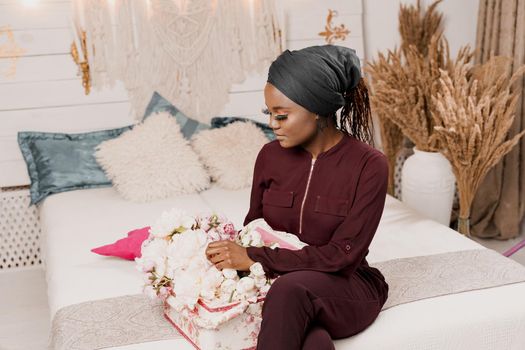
[262,189,295,208]
[314,195,349,217]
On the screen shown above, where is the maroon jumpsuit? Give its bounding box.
[243,133,389,349]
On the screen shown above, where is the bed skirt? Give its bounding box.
[48,248,525,350]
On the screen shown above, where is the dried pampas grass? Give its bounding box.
[366,0,455,191]
[366,34,473,152]
[431,56,525,235]
[399,0,444,56]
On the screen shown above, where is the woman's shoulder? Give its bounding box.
[256,140,277,159]
[345,135,388,166]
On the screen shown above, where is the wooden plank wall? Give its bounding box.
[0,0,364,187]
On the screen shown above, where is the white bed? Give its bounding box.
[40,185,525,350]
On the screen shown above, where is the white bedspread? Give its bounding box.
[40,186,525,350]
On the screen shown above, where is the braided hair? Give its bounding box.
[326,78,375,147]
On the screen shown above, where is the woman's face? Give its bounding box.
[263,82,318,148]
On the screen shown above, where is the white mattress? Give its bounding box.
[40,186,525,350]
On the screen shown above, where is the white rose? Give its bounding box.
[240,232,252,247]
[218,293,233,303]
[249,262,265,277]
[246,303,262,316]
[254,277,267,289]
[222,268,238,280]
[244,293,258,302]
[236,277,256,294]
[202,267,223,291]
[250,231,264,247]
[220,279,237,297]
[259,284,271,294]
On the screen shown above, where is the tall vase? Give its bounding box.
[401,147,456,226]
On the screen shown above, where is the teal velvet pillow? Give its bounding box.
[18,126,133,205]
[211,116,276,141]
[142,91,210,139]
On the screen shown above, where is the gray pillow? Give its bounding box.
[211,116,276,141]
[143,91,210,139]
[17,126,132,205]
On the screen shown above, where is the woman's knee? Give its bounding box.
[302,325,334,350]
[266,272,311,299]
[263,272,315,312]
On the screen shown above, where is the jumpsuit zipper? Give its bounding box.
[299,158,316,234]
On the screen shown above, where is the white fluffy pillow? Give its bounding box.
[190,121,269,190]
[95,112,210,202]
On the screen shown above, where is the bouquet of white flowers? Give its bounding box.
[135,208,306,349]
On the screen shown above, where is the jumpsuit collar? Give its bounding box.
[298,132,350,160]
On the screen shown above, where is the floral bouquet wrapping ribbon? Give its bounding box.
[135,209,307,349]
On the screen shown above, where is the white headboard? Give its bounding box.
[0,0,364,188]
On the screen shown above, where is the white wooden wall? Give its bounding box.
[0,0,364,188]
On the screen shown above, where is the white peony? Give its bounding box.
[135,258,155,273]
[153,256,167,277]
[141,238,169,258]
[149,208,196,238]
[200,267,223,300]
[138,210,311,319]
[169,229,207,260]
[172,271,202,309]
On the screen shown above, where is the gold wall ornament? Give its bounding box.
[70,30,91,95]
[0,25,27,79]
[318,9,350,44]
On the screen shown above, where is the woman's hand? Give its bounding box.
[205,240,256,271]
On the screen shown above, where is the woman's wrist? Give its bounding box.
[242,247,257,271]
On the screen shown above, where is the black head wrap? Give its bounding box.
[267,45,361,116]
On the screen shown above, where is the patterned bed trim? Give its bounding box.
[49,248,525,349]
[372,248,525,310]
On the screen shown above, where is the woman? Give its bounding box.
[205,45,389,349]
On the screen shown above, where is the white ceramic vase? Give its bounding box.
[401,147,456,226]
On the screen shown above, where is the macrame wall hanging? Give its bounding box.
[72,0,283,123]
